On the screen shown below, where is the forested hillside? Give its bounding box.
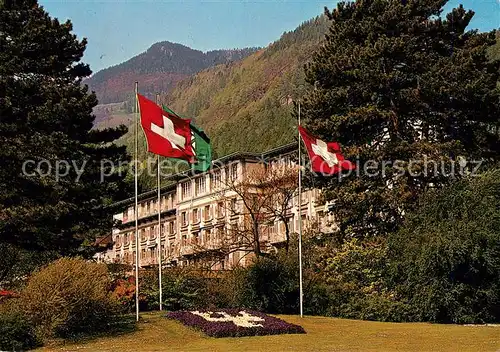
[118,20,498,191]
[160,16,329,156]
[86,41,258,104]
[114,16,328,190]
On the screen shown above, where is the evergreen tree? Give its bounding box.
[302,0,500,238]
[0,0,129,254]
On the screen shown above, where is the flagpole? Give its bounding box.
[134,82,140,322]
[155,94,163,311]
[298,101,304,318]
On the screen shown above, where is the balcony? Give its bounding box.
[180,245,195,256]
[205,240,223,250]
[141,257,158,266]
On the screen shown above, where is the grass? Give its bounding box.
[38,312,500,352]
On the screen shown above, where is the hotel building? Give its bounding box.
[95,143,337,269]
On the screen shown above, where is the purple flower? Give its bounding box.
[166,309,305,338]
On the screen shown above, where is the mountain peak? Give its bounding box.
[85,42,258,104]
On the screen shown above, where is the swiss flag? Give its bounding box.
[137,94,195,162]
[298,126,355,175]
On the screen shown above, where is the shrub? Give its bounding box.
[135,267,208,311]
[166,309,305,337]
[111,276,136,313]
[162,268,208,310]
[230,256,299,314]
[388,169,500,323]
[318,238,415,321]
[21,257,120,338]
[0,302,39,351]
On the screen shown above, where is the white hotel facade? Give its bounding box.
[96,143,337,269]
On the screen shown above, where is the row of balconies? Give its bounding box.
[122,199,176,224]
[118,180,321,226]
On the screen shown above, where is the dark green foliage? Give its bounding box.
[0,243,58,287]
[231,256,300,314]
[488,31,500,62]
[0,307,39,351]
[302,0,500,238]
[388,169,500,323]
[0,0,129,254]
[313,237,409,322]
[138,268,205,311]
[263,15,329,59]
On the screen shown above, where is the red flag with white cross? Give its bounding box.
[137,94,195,162]
[298,126,355,175]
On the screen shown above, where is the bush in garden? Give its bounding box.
[111,276,136,313]
[0,302,40,351]
[230,256,299,314]
[21,257,120,338]
[388,170,500,323]
[318,237,417,322]
[133,267,207,311]
[161,267,206,310]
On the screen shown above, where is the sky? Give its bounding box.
[39,0,500,73]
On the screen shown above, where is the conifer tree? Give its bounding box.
[302,0,500,238]
[0,0,129,254]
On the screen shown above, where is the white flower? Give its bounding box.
[191,310,265,328]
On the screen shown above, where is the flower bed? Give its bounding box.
[166,309,305,337]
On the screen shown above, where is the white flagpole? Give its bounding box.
[134,82,140,322]
[298,101,304,318]
[155,94,163,311]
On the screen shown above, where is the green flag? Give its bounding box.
[162,105,212,172]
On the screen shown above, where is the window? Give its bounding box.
[210,171,221,190]
[231,164,238,180]
[195,176,206,195]
[269,223,277,234]
[288,217,294,233]
[181,212,188,226]
[204,205,210,220]
[217,202,224,218]
[192,208,199,223]
[230,198,238,213]
[216,227,224,240]
[169,221,175,234]
[181,182,191,200]
[192,232,199,245]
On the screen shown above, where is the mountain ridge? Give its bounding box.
[86,41,259,104]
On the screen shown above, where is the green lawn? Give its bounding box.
[39,312,500,352]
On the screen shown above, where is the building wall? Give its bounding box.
[100,147,337,269]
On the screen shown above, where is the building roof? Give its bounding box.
[111,142,298,209]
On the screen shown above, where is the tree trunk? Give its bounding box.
[253,220,261,257]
